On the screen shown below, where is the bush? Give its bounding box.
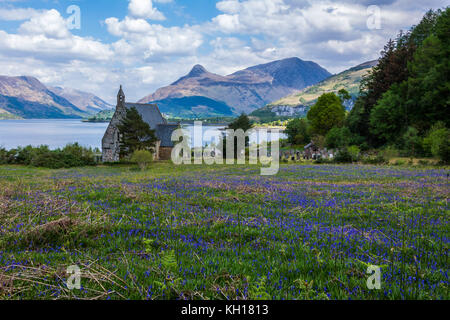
[347,145,361,162]
[334,148,353,163]
[285,118,311,145]
[423,122,450,162]
[315,158,332,164]
[361,154,388,165]
[334,146,361,164]
[381,146,400,160]
[131,150,154,170]
[0,144,97,168]
[401,126,423,157]
[0,147,7,164]
[437,138,450,163]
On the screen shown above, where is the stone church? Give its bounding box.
[102,86,179,162]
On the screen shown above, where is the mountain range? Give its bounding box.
[250,60,378,121]
[0,76,112,119]
[138,57,332,119]
[0,58,376,121]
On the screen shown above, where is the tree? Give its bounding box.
[222,113,253,159]
[347,9,444,146]
[326,126,352,149]
[117,107,157,159]
[406,9,450,133]
[307,93,346,136]
[401,126,422,157]
[338,89,351,102]
[285,118,310,145]
[228,113,252,132]
[369,83,407,146]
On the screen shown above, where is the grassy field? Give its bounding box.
[0,163,448,300]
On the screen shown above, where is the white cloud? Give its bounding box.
[0,0,447,103]
[128,0,166,20]
[0,9,112,63]
[105,16,203,62]
[19,9,70,39]
[0,7,42,21]
[216,0,241,14]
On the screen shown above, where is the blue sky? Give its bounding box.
[0,0,447,103]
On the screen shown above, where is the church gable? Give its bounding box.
[102,86,178,163]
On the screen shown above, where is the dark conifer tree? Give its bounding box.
[117,107,157,159]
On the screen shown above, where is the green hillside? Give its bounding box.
[251,61,377,122]
[271,60,377,107]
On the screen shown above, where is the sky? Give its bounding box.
[0,0,447,104]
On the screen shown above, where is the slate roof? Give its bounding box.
[156,124,180,147]
[125,103,167,130]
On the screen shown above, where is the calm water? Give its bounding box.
[0,120,108,150]
[0,119,285,150]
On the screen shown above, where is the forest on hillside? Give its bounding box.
[285,8,449,163]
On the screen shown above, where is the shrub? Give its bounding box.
[131,150,154,170]
[347,145,361,162]
[437,138,450,163]
[334,148,353,163]
[0,144,97,168]
[334,146,360,163]
[285,118,311,145]
[0,147,7,164]
[401,126,423,157]
[381,146,399,160]
[361,154,388,165]
[315,158,332,164]
[423,122,449,159]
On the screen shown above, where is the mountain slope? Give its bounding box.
[49,87,113,114]
[251,60,378,120]
[138,57,331,118]
[0,76,87,119]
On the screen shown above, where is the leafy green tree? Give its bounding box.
[117,107,157,159]
[338,89,351,102]
[406,9,450,133]
[307,93,346,136]
[326,127,352,149]
[285,118,311,145]
[369,83,407,146]
[347,10,442,144]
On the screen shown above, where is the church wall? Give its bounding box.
[158,147,173,161]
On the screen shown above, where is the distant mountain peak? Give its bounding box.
[140,57,332,117]
[188,64,208,77]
